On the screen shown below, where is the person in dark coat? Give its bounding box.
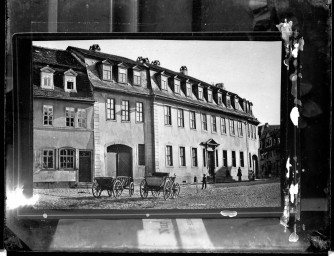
[237,167,242,182]
[202,174,207,189]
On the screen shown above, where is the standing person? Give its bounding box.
[237,167,242,182]
[202,174,207,189]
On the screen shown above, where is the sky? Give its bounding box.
[33,39,282,125]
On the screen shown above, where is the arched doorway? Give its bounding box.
[106,144,133,178]
[252,155,259,178]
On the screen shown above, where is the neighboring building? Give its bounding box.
[32,44,260,186]
[33,46,95,187]
[258,123,281,178]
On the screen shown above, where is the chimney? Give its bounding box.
[89,44,101,52]
[180,66,188,75]
[215,83,225,90]
[151,60,160,66]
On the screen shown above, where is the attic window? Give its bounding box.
[218,93,222,105]
[208,89,213,103]
[186,82,192,97]
[64,69,78,92]
[102,64,112,81]
[198,86,203,100]
[40,66,55,90]
[174,78,180,94]
[118,67,127,83]
[226,95,231,108]
[133,70,141,85]
[235,97,240,110]
[161,75,168,91]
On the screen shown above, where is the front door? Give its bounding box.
[207,151,215,176]
[106,144,133,178]
[79,151,92,182]
[118,151,132,177]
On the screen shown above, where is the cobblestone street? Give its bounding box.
[33,179,280,210]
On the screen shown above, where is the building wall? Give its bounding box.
[33,98,94,183]
[93,90,153,180]
[153,100,259,183]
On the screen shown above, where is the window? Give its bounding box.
[235,98,240,110]
[121,100,130,121]
[40,66,55,89]
[164,106,172,125]
[138,144,145,165]
[226,96,231,108]
[186,83,191,97]
[203,148,206,167]
[65,107,75,127]
[43,105,53,126]
[221,117,226,134]
[265,138,272,148]
[237,121,243,136]
[190,111,196,129]
[42,149,54,169]
[77,109,87,128]
[229,119,235,135]
[60,148,75,169]
[253,125,257,139]
[174,79,180,94]
[216,150,219,167]
[218,95,222,105]
[133,70,141,85]
[232,151,236,167]
[222,150,227,167]
[136,102,144,122]
[64,69,77,92]
[106,98,115,120]
[208,90,212,103]
[161,76,168,90]
[192,148,198,167]
[103,65,112,80]
[198,87,203,100]
[118,68,127,83]
[247,124,251,137]
[249,153,252,167]
[179,147,186,166]
[202,114,208,131]
[177,109,184,127]
[240,152,244,167]
[211,116,217,133]
[166,146,173,166]
[250,125,254,139]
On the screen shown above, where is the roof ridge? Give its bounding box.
[33,45,68,52]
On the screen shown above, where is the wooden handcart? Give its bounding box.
[92,176,134,199]
[139,173,180,200]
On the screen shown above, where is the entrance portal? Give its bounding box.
[252,155,259,178]
[106,144,133,178]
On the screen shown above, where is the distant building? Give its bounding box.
[258,123,281,178]
[33,44,260,187]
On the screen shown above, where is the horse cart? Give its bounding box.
[92,176,134,199]
[139,173,180,200]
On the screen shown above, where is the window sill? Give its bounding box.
[121,120,131,123]
[106,119,117,122]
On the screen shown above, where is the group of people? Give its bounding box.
[201,167,243,189]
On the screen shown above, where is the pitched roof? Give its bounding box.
[33,46,94,101]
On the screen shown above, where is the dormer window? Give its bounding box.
[103,65,112,80]
[64,69,78,92]
[118,63,128,83]
[226,94,231,108]
[40,66,55,90]
[235,97,240,110]
[161,75,168,91]
[174,78,180,94]
[198,85,203,100]
[186,81,192,97]
[208,88,213,103]
[218,92,222,105]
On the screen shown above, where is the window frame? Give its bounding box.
[133,70,141,86]
[102,64,112,81]
[42,149,54,169]
[211,115,217,133]
[237,121,243,137]
[220,117,226,134]
[191,147,198,167]
[229,119,235,136]
[65,107,75,127]
[106,98,116,121]
[222,150,227,167]
[43,105,53,126]
[174,79,181,94]
[186,82,192,97]
[208,89,213,103]
[232,151,236,167]
[161,75,168,91]
[118,67,128,83]
[166,145,173,167]
[77,108,87,128]
[198,87,203,100]
[164,105,172,125]
[135,102,144,123]
[201,113,208,131]
[179,146,186,167]
[189,111,196,130]
[121,100,130,121]
[177,108,184,127]
[240,151,244,167]
[59,148,75,169]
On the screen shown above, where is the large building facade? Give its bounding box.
[33,45,260,186]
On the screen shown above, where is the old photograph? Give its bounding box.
[31,39,282,210]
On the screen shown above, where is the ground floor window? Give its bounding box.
[179,147,186,166]
[60,148,75,169]
[192,148,198,167]
[42,149,54,169]
[222,150,227,167]
[240,151,244,167]
[232,151,236,167]
[166,146,173,166]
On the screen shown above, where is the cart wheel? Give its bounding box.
[171,183,180,199]
[129,182,134,197]
[163,180,172,200]
[92,182,101,198]
[140,179,148,199]
[113,180,123,198]
[151,190,161,198]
